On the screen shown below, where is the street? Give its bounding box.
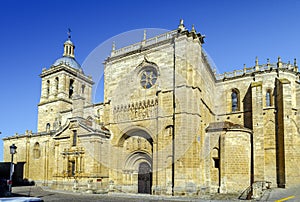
[262,185,300,202]
[4,185,300,202]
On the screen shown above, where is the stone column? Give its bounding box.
[87,86,92,103]
[75,156,79,174]
[58,74,66,98]
[25,138,30,179]
[65,76,69,92]
[40,79,48,102]
[251,81,265,181]
[275,78,293,187]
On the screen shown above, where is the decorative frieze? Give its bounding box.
[113,98,158,122]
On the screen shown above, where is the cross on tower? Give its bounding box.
[67,28,71,39]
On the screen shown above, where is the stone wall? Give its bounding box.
[3,24,300,196]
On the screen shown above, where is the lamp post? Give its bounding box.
[8,144,17,194]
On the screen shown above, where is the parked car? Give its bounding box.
[0,197,43,202]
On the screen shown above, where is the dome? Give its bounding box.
[53,56,81,69]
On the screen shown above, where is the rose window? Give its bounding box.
[140,67,157,89]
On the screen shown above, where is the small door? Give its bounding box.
[138,162,152,194]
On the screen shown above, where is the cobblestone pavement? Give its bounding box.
[8,186,241,202]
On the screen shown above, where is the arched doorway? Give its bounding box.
[119,127,154,194]
[138,162,152,194]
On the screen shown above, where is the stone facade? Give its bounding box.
[3,20,300,196]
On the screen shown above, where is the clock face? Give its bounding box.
[140,67,157,89]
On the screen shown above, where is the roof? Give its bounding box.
[206,121,252,133]
[52,56,81,69]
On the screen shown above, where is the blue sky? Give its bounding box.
[1,0,300,160]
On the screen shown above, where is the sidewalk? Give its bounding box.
[37,186,243,201]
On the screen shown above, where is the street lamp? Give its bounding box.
[8,144,17,194]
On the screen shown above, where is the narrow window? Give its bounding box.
[212,148,220,168]
[55,77,59,92]
[81,85,85,94]
[46,123,50,132]
[46,80,50,97]
[213,158,220,168]
[72,130,77,146]
[266,90,271,107]
[231,89,239,112]
[69,79,74,98]
[33,142,41,159]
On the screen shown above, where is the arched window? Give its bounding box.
[46,123,50,132]
[212,148,219,169]
[231,89,239,112]
[165,125,173,137]
[266,90,272,107]
[33,142,41,159]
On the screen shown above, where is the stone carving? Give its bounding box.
[113,98,158,122]
[124,136,151,153]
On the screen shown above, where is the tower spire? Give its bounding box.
[63,28,75,58]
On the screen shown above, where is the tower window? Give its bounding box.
[81,85,85,94]
[231,89,239,112]
[55,77,59,92]
[46,80,50,97]
[266,90,272,107]
[46,123,50,132]
[69,79,74,98]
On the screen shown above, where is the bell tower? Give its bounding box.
[37,33,94,133]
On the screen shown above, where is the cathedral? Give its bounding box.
[3,20,300,197]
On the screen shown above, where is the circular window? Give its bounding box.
[140,67,157,89]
